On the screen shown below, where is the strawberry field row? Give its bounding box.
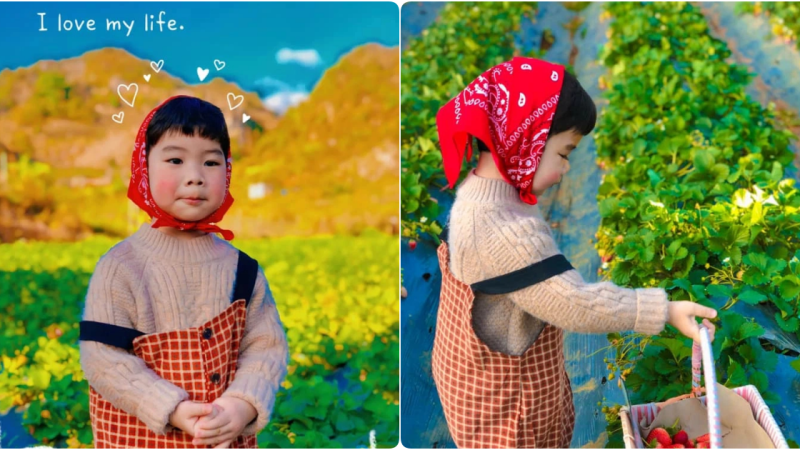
[593,2,800,446]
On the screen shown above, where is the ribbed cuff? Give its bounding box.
[633,288,669,335]
[135,378,190,435]
[222,372,277,436]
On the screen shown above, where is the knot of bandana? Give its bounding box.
[126,95,235,240]
[435,57,565,205]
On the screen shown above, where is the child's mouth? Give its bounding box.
[182,198,205,206]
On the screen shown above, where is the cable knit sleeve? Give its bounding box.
[79,253,189,435]
[221,267,289,436]
[478,215,669,336]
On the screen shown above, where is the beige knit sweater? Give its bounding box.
[447,172,669,355]
[79,222,289,436]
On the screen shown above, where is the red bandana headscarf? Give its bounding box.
[436,57,565,205]
[127,95,235,240]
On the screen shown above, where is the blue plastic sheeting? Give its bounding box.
[698,2,800,182]
[400,3,618,447]
[0,409,38,448]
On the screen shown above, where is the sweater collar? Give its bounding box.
[130,222,232,263]
[457,171,544,217]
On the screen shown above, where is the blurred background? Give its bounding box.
[0,2,399,448]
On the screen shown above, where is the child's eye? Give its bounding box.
[205,161,221,166]
[167,158,182,164]
[560,154,569,161]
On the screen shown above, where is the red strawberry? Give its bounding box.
[696,434,711,444]
[686,439,696,448]
[409,240,417,251]
[669,445,685,449]
[696,443,710,449]
[673,431,689,445]
[647,428,673,447]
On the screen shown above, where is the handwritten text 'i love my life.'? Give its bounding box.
[37,11,183,37]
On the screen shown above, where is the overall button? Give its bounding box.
[202,328,213,340]
[210,373,221,384]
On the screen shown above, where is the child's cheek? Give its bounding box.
[153,177,178,199]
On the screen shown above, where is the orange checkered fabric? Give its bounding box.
[89,298,257,448]
[431,243,575,448]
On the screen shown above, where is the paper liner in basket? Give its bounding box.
[639,382,775,448]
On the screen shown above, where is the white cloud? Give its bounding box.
[276,48,322,67]
[263,91,309,115]
[255,76,309,115]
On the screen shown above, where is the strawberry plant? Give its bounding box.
[595,2,800,446]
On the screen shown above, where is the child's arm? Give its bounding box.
[80,254,190,435]
[477,222,670,335]
[220,267,289,436]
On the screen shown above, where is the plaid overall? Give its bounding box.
[80,251,260,448]
[431,243,576,448]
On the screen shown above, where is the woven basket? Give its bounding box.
[618,326,788,448]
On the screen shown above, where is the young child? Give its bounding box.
[79,95,289,449]
[431,58,717,448]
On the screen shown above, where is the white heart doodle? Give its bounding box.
[214,59,226,71]
[150,60,164,73]
[197,67,209,82]
[112,112,125,124]
[227,93,244,111]
[143,74,151,82]
[117,83,138,108]
[242,113,251,124]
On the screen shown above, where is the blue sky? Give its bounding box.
[0,2,399,113]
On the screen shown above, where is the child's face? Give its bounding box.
[532,129,582,196]
[147,132,228,222]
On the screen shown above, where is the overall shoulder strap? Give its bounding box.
[232,250,259,307]
[470,254,574,295]
[79,321,145,351]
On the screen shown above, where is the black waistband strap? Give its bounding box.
[470,254,574,295]
[232,250,259,308]
[80,250,261,349]
[79,321,145,351]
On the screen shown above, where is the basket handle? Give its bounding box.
[691,325,723,449]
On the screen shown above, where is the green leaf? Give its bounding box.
[671,278,692,292]
[779,279,800,301]
[599,197,620,218]
[334,411,356,431]
[750,201,763,225]
[775,313,800,333]
[655,338,691,362]
[791,358,800,374]
[726,358,747,387]
[694,152,715,172]
[707,284,732,298]
[737,322,764,341]
[737,287,767,305]
[749,371,768,393]
[655,357,676,375]
[743,267,771,286]
[743,253,768,272]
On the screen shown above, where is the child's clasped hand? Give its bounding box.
[169,397,258,448]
